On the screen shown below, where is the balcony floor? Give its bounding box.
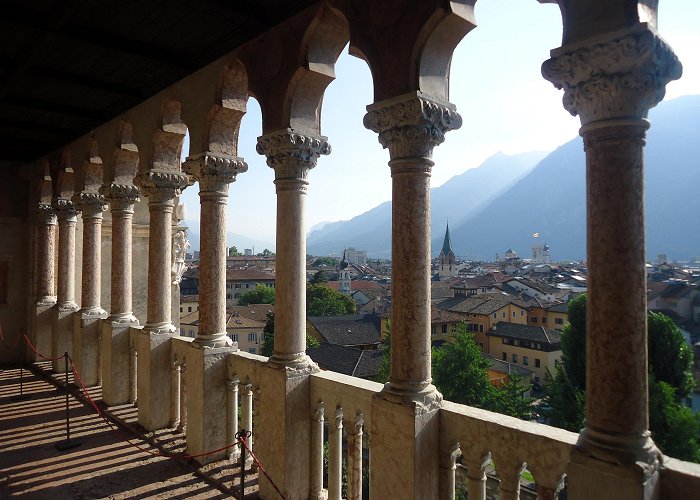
[0,363,258,499]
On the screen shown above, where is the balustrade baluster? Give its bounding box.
[346,412,364,500]
[242,383,254,468]
[328,407,343,500]
[310,402,325,500]
[228,376,240,460]
[170,362,181,428]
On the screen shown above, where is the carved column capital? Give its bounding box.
[363,91,462,159]
[182,152,248,195]
[35,203,57,225]
[100,183,140,212]
[256,129,331,185]
[134,170,189,203]
[542,27,682,127]
[52,198,79,223]
[73,192,107,219]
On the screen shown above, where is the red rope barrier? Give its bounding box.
[23,334,66,362]
[238,437,288,500]
[0,323,22,350]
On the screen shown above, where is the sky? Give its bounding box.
[180,0,700,250]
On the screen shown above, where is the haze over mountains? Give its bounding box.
[306,95,700,261]
[306,150,548,256]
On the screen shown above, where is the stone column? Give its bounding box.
[51,198,80,372]
[178,153,246,463]
[100,183,140,405]
[30,204,57,361]
[253,130,329,499]
[134,170,188,430]
[542,27,681,498]
[364,92,461,499]
[72,193,108,386]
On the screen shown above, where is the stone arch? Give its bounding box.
[38,162,53,206]
[286,5,349,134]
[152,96,188,172]
[205,59,249,156]
[345,0,475,102]
[54,151,75,200]
[114,120,139,184]
[79,136,104,193]
[417,1,477,101]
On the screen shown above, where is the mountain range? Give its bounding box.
[306,150,547,256]
[306,95,700,261]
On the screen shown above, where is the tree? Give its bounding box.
[649,377,700,462]
[306,283,357,316]
[313,256,339,267]
[260,312,320,357]
[541,298,700,461]
[238,283,276,305]
[310,270,334,284]
[560,293,587,391]
[648,311,695,400]
[229,246,241,257]
[375,320,391,383]
[490,373,536,420]
[258,248,275,257]
[432,323,495,408]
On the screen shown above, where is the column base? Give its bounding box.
[370,390,442,499]
[51,303,78,372]
[567,443,662,500]
[183,343,238,464]
[137,329,174,430]
[29,299,55,363]
[73,308,108,387]
[101,318,139,405]
[192,333,235,349]
[255,361,318,499]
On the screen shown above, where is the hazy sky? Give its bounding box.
[180,0,700,249]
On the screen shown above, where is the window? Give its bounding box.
[441,324,448,334]
[189,329,195,337]
[502,312,506,318]
[493,313,497,319]
[555,318,564,325]
[431,325,436,335]
[534,376,540,383]
[180,328,185,336]
[232,334,239,342]
[248,333,257,342]
[245,283,250,289]
[535,359,541,368]
[188,306,192,312]
[512,354,518,363]
[542,317,547,324]
[502,352,506,361]
[227,294,232,299]
[530,317,537,323]
[521,310,524,316]
[512,311,516,317]
[248,347,256,354]
[523,356,529,365]
[180,307,183,313]
[235,284,242,289]
[479,324,484,333]
[235,293,241,299]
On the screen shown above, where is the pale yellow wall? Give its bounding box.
[487,338,561,384]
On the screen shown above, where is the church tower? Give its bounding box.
[439,223,457,278]
[338,250,352,295]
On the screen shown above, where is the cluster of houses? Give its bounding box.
[178,237,700,402]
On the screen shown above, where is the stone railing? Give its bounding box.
[148,339,700,498]
[440,401,578,500]
[227,350,269,463]
[309,371,383,500]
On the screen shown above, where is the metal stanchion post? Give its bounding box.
[55,353,81,451]
[236,429,251,500]
[12,358,32,401]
